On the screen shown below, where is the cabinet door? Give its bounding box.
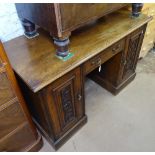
[43,67,84,138]
[0,42,41,151]
[121,26,146,81]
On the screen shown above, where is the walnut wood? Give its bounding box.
[4,10,151,150]
[16,67,87,150]
[53,37,70,57]
[4,10,152,93]
[15,4,128,56]
[89,25,147,95]
[0,42,42,151]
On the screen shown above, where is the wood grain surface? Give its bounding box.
[4,10,152,92]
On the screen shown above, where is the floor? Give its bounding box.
[40,51,155,152]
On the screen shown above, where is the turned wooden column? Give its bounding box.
[21,19,37,38]
[132,3,143,17]
[53,37,70,57]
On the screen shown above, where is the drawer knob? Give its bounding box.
[91,58,101,65]
[97,58,101,65]
[77,94,82,101]
[112,44,121,53]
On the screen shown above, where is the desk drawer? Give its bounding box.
[83,39,125,75]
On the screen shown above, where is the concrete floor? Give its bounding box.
[40,51,155,152]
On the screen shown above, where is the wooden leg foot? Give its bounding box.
[22,19,38,38]
[132,3,143,17]
[53,37,70,58]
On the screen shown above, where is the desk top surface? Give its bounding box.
[4,10,151,92]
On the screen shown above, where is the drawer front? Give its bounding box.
[0,100,26,139]
[60,4,127,31]
[0,123,36,152]
[83,39,125,75]
[0,72,15,107]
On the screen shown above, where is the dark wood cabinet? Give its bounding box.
[17,67,86,149]
[15,3,128,57]
[0,42,42,151]
[41,67,85,139]
[4,10,151,150]
[89,25,147,95]
[43,67,84,133]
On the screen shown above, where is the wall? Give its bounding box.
[0,3,24,42]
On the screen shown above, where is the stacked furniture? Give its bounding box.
[4,7,151,150]
[0,41,42,151]
[15,3,144,58]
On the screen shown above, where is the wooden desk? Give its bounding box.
[4,10,151,150]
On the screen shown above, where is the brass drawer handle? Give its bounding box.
[91,60,96,65]
[77,94,82,101]
[123,60,127,65]
[112,44,121,53]
[91,58,101,66]
[97,58,101,65]
[121,57,127,66]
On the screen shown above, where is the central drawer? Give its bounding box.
[83,39,125,75]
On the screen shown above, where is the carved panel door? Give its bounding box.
[44,67,84,139]
[121,25,146,81]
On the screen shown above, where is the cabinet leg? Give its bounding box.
[21,19,38,38]
[53,37,70,58]
[132,3,143,17]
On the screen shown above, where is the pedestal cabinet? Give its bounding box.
[4,10,151,150]
[41,67,85,135]
[89,25,146,95]
[0,42,42,151]
[16,67,86,149]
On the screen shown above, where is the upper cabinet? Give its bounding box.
[15,3,127,38]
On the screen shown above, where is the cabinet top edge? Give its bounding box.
[4,10,152,92]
